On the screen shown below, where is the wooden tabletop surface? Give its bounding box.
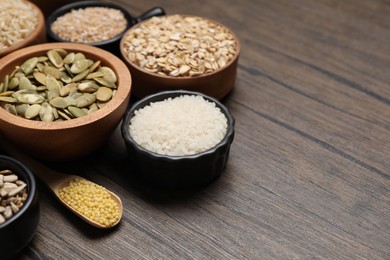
[11,0,390,259]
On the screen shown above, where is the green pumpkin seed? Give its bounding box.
[45,74,61,91]
[49,97,69,109]
[60,72,72,84]
[76,93,96,108]
[73,52,86,61]
[33,71,46,85]
[53,48,67,57]
[3,104,17,116]
[60,83,78,96]
[20,57,38,75]
[89,60,101,73]
[58,110,73,120]
[0,91,14,97]
[16,93,45,104]
[0,96,17,103]
[8,77,19,89]
[93,77,117,89]
[19,77,36,90]
[99,66,117,83]
[47,50,64,68]
[15,104,29,116]
[63,52,75,64]
[71,70,89,82]
[86,71,104,79]
[68,106,87,118]
[25,104,41,119]
[70,59,93,74]
[96,87,112,102]
[43,65,62,79]
[78,81,99,93]
[3,75,9,91]
[39,103,55,122]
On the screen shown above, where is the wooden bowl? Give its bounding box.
[0,0,46,58]
[0,43,132,162]
[120,15,240,100]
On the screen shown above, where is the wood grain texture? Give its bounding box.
[5,0,389,259]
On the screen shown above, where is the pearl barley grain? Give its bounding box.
[51,7,127,43]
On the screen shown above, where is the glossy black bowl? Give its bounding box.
[46,0,165,55]
[0,155,40,259]
[121,90,235,188]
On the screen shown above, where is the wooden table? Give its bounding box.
[13,0,390,259]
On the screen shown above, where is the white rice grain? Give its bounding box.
[129,95,227,156]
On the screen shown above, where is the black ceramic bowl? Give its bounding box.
[0,155,39,259]
[121,90,235,188]
[46,0,165,55]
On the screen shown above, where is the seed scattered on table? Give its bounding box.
[58,178,120,228]
[51,7,127,43]
[121,15,238,77]
[0,169,28,224]
[0,0,38,50]
[0,48,118,121]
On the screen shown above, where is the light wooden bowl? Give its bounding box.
[0,43,132,162]
[0,0,46,58]
[119,15,240,100]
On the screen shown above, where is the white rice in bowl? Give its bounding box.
[129,95,228,156]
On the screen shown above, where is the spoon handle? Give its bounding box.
[0,136,69,190]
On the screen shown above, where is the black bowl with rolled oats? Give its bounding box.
[0,155,39,259]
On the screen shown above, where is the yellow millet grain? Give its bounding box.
[58,178,120,227]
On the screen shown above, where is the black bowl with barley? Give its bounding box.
[121,90,235,189]
[0,155,39,259]
[46,0,165,55]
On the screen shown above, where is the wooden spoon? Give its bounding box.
[0,137,122,229]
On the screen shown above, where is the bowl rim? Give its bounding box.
[121,90,235,161]
[119,14,241,80]
[0,42,132,130]
[0,155,36,229]
[0,0,45,57]
[46,0,133,46]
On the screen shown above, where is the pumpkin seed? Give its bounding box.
[68,106,87,118]
[20,57,38,75]
[49,97,69,109]
[43,65,62,79]
[99,66,117,83]
[33,72,46,85]
[76,93,96,107]
[60,83,78,96]
[89,60,101,73]
[48,50,64,68]
[39,103,55,122]
[78,81,99,93]
[96,87,112,102]
[71,69,89,82]
[25,104,41,119]
[63,52,75,64]
[18,77,35,90]
[70,59,92,74]
[16,93,44,104]
[3,104,17,116]
[0,96,17,103]
[93,77,117,89]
